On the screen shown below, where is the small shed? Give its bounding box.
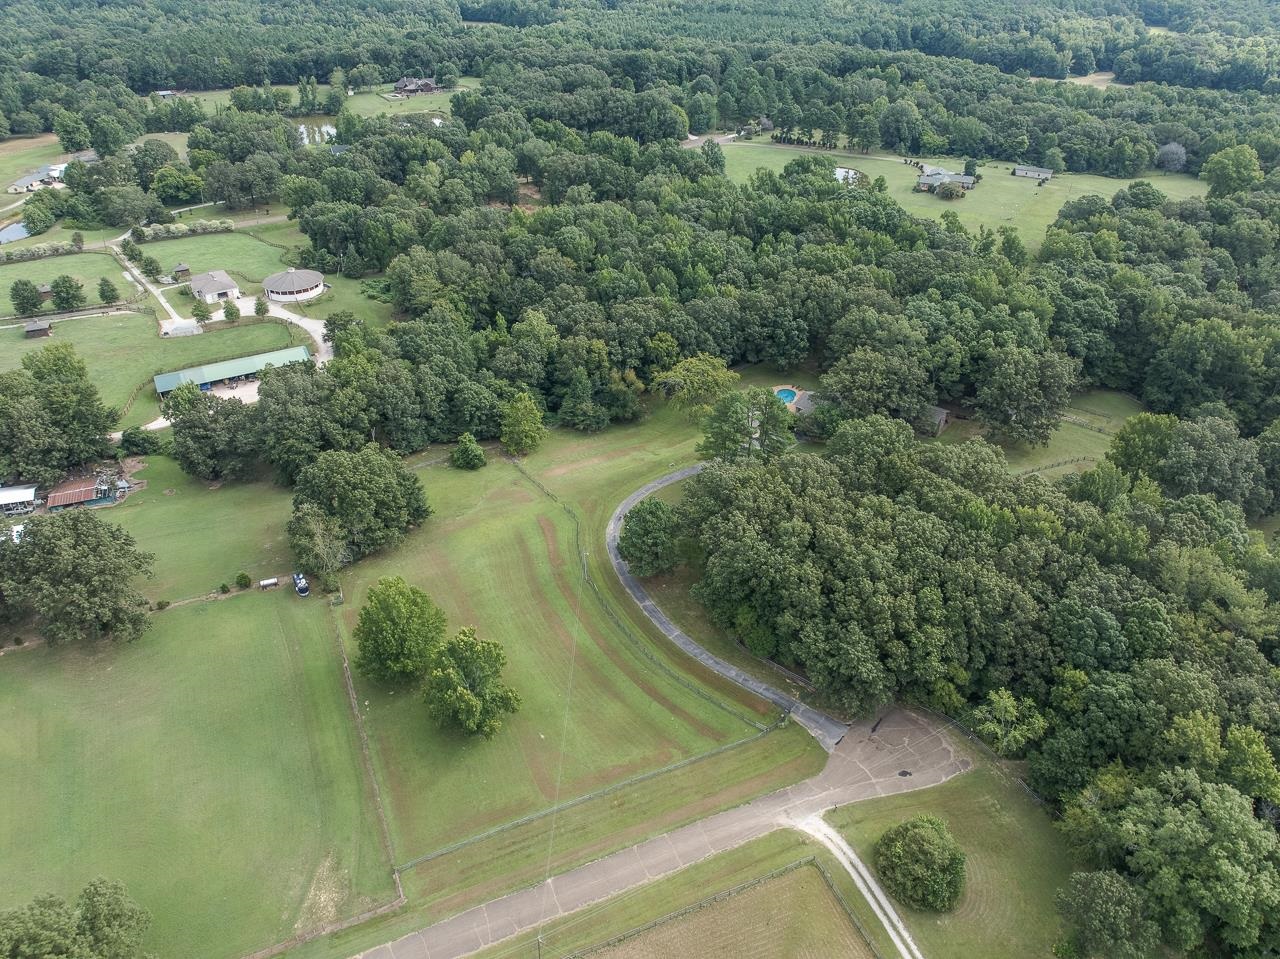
[1013,165,1054,180]
[24,320,51,338]
[923,406,950,436]
[37,283,52,302]
[173,263,191,280]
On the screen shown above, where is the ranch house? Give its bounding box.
[394,77,439,95]
[188,270,239,304]
[1013,165,1054,180]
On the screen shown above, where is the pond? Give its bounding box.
[296,119,338,145]
[0,221,30,244]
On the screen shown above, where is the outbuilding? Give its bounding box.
[46,476,108,510]
[173,263,191,280]
[152,345,312,397]
[24,320,51,338]
[37,284,52,301]
[188,269,240,304]
[1013,165,1054,180]
[262,267,325,303]
[923,405,951,436]
[0,485,38,516]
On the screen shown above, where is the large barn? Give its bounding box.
[152,345,312,397]
[262,268,325,303]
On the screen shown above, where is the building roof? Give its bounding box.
[0,485,37,507]
[1015,165,1054,177]
[918,173,976,188]
[36,284,50,293]
[189,269,238,298]
[46,477,100,508]
[173,262,190,272]
[153,345,312,394]
[926,405,949,424]
[24,321,50,333]
[262,268,324,295]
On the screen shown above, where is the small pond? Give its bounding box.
[297,120,338,145]
[0,221,30,244]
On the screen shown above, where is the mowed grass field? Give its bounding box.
[0,594,393,959]
[0,311,301,429]
[937,388,1144,481]
[185,78,478,117]
[0,133,67,190]
[0,251,130,316]
[719,140,1205,245]
[827,761,1074,959]
[338,453,766,860]
[109,456,298,600]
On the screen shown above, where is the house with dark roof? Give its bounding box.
[917,172,976,191]
[394,77,439,95]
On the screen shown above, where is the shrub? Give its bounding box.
[153,600,170,611]
[450,432,487,469]
[235,572,251,589]
[874,815,966,911]
[617,499,678,576]
[119,426,162,455]
[218,583,231,594]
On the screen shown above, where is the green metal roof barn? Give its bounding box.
[153,345,311,396]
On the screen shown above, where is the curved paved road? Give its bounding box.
[353,708,967,959]
[607,464,850,751]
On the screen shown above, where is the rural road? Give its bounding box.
[352,708,967,959]
[606,464,850,751]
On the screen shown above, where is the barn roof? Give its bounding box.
[46,477,99,508]
[152,345,311,394]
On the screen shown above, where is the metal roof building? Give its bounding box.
[153,345,312,396]
[0,485,37,508]
[262,268,325,303]
[46,477,102,509]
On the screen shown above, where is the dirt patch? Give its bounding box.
[293,853,349,933]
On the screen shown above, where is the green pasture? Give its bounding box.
[183,78,478,118]
[109,456,297,600]
[828,760,1074,959]
[145,231,289,283]
[0,311,300,428]
[720,141,1205,245]
[0,133,66,191]
[1,221,119,252]
[0,251,128,316]
[0,593,393,959]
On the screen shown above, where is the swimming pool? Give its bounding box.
[775,388,797,403]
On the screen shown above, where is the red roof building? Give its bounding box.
[46,477,101,508]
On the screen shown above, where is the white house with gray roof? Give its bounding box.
[188,270,240,304]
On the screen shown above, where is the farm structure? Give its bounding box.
[916,164,976,191]
[1013,165,1054,180]
[394,76,440,94]
[6,151,97,194]
[24,321,51,338]
[46,476,112,510]
[188,270,239,304]
[262,267,325,303]
[923,405,951,436]
[152,345,311,397]
[0,485,38,516]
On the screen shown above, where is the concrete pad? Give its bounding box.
[634,833,684,878]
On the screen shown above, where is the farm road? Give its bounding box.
[353,708,968,959]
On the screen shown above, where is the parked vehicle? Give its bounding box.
[292,572,310,597]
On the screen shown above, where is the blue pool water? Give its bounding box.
[775,388,797,403]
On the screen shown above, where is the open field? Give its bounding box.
[937,387,1144,481]
[109,455,298,599]
[720,141,1205,244]
[0,593,393,959]
[470,831,891,959]
[828,760,1074,959]
[0,133,66,191]
[184,78,478,118]
[592,864,869,958]
[0,311,301,428]
[1,221,119,251]
[0,251,129,316]
[130,131,190,158]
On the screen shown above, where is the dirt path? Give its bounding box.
[352,708,967,959]
[607,464,849,751]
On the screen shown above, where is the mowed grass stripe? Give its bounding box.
[0,594,392,959]
[339,457,756,862]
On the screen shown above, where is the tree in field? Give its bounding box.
[162,383,258,481]
[0,878,150,959]
[500,392,547,455]
[425,627,520,738]
[287,502,351,590]
[0,511,153,644]
[1056,871,1159,959]
[254,294,269,319]
[934,180,965,200]
[139,256,162,280]
[49,274,86,312]
[17,342,115,472]
[353,576,447,682]
[874,815,966,911]
[292,445,430,560]
[223,299,240,323]
[654,353,739,420]
[558,367,609,432]
[698,387,794,464]
[191,299,212,326]
[618,498,678,576]
[435,62,461,89]
[1200,144,1264,197]
[450,432,486,470]
[973,345,1078,445]
[97,277,119,303]
[10,279,43,316]
[969,688,1047,758]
